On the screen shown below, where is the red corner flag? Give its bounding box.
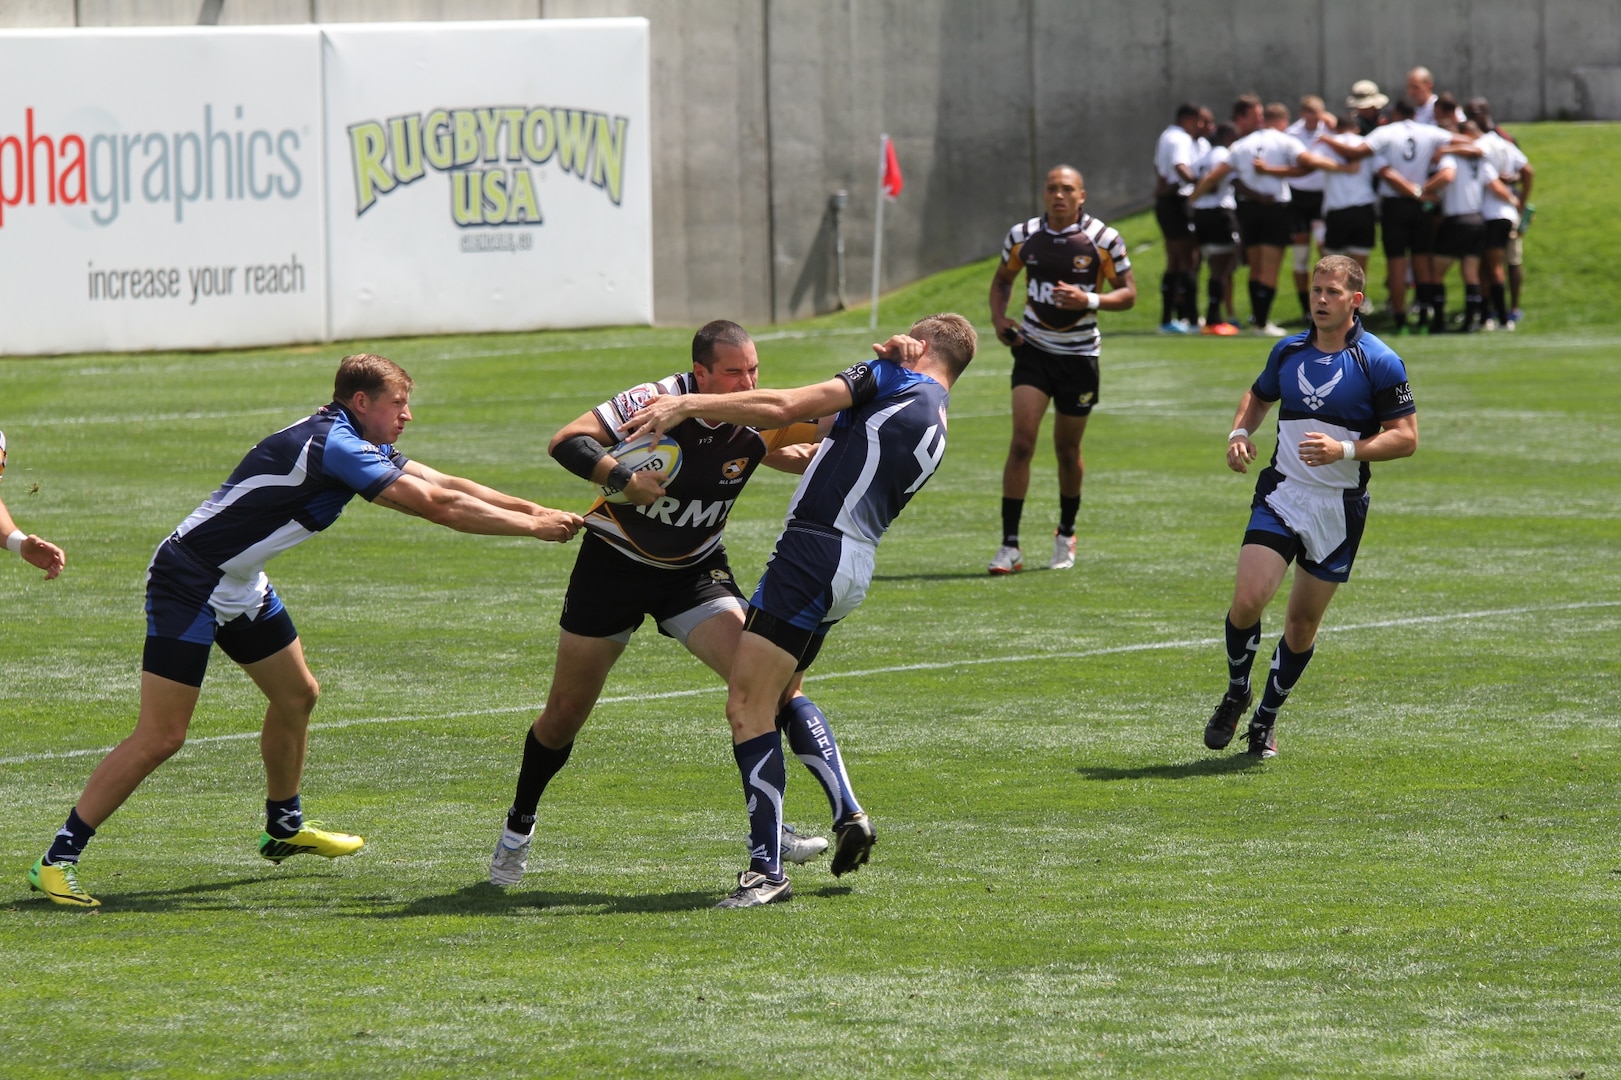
[881,135,903,200]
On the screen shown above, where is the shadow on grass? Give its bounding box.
[355,881,722,918]
[71,872,328,912]
[1078,756,1264,781]
[871,570,999,582]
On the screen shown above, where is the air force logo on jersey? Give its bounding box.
[1298,365,1345,411]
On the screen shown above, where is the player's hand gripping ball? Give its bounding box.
[600,431,682,504]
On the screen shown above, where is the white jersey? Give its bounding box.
[1191,144,1236,210]
[1228,128,1309,203]
[1283,119,1329,193]
[1435,154,1499,218]
[1155,125,1198,195]
[1477,132,1528,223]
[1366,120,1454,196]
[1320,132,1378,212]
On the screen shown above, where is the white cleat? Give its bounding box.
[1256,322,1288,338]
[780,824,829,865]
[1049,531,1076,570]
[987,544,1024,575]
[489,826,532,886]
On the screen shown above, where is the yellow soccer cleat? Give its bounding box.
[28,857,100,909]
[257,821,365,864]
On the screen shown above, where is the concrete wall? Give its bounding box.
[1,0,1609,327]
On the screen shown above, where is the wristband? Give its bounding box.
[1341,440,1357,461]
[1082,291,1100,311]
[5,530,24,555]
[1228,428,1249,441]
[602,463,634,493]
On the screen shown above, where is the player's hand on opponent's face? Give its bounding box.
[20,536,65,579]
[1227,434,1257,474]
[1297,431,1345,468]
[872,334,924,362]
[533,508,585,542]
[620,470,667,507]
[620,394,685,440]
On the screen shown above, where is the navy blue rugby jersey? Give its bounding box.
[167,402,408,578]
[784,359,950,544]
[1252,318,1415,494]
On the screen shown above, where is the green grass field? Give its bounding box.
[1,123,1617,1078]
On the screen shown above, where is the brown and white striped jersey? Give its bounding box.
[1000,214,1131,357]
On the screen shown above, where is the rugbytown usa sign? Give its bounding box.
[0,20,651,355]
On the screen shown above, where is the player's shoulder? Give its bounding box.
[1352,326,1410,376]
[1081,213,1125,250]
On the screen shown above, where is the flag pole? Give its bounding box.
[869,133,888,331]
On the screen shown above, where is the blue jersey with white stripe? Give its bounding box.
[784,360,950,544]
[169,402,408,578]
[1252,319,1414,494]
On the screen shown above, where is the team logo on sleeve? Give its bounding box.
[612,385,658,420]
[1297,365,1345,410]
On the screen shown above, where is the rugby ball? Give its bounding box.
[599,431,682,504]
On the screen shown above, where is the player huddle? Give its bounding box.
[1154,68,1533,340]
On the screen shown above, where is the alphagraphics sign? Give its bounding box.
[0,20,651,356]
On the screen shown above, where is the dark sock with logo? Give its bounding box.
[1179,272,1201,323]
[1001,498,1023,548]
[1429,285,1447,332]
[1224,616,1262,698]
[1058,494,1080,536]
[733,731,786,879]
[507,729,573,835]
[1161,272,1176,324]
[43,807,96,866]
[1254,638,1315,724]
[1247,280,1262,324]
[1206,278,1225,327]
[779,697,862,825]
[1464,284,1483,329]
[265,794,303,839]
[1490,282,1508,323]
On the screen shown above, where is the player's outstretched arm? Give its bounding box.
[621,378,854,439]
[0,497,65,579]
[374,473,582,541]
[404,460,545,515]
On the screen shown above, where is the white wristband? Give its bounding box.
[1228,428,1249,442]
[5,530,24,555]
[1341,440,1357,461]
[1082,291,1100,311]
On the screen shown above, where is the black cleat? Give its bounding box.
[715,870,792,909]
[830,812,876,877]
[1243,719,1277,759]
[1204,690,1253,750]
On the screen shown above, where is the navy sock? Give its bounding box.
[265,794,303,839]
[1246,279,1261,323]
[44,807,96,866]
[1160,272,1176,324]
[1429,285,1447,331]
[1058,494,1080,536]
[507,728,574,835]
[1224,615,1261,697]
[1464,284,1483,329]
[778,697,863,826]
[733,731,786,879]
[1255,637,1315,724]
[1206,277,1225,326]
[1490,282,1508,323]
[1178,271,1201,322]
[1001,497,1023,548]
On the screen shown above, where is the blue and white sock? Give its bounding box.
[265,794,303,839]
[778,696,863,826]
[732,731,786,880]
[1224,615,1262,697]
[1255,638,1315,724]
[43,807,96,866]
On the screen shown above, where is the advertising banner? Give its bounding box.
[322,19,652,339]
[0,28,326,356]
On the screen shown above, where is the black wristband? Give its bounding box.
[603,463,635,493]
[552,433,609,481]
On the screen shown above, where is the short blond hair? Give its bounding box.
[910,313,978,378]
[1314,255,1365,295]
[334,354,413,403]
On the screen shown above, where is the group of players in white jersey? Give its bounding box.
[1154,66,1534,340]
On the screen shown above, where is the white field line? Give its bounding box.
[1,599,1615,768]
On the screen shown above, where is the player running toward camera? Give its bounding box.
[489,320,866,888]
[624,313,976,908]
[1202,257,1416,759]
[28,354,582,909]
[987,166,1136,576]
[0,430,67,581]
